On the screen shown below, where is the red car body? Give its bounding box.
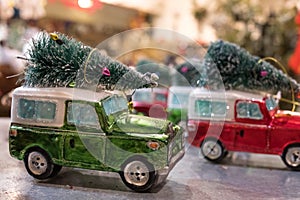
[187,89,300,169]
[132,88,168,119]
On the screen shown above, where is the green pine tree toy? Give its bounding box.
[22,31,158,91]
[201,40,300,96]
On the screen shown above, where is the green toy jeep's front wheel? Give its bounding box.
[24,148,62,180]
[119,157,157,192]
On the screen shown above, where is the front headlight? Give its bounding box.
[146,141,160,150]
[173,125,180,133]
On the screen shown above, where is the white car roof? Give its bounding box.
[189,88,266,101]
[11,87,118,127]
[12,87,113,102]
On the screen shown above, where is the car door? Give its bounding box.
[232,100,269,153]
[63,101,106,165]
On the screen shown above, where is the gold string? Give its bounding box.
[84,48,98,84]
[5,56,28,79]
[258,57,297,111]
[277,97,300,106]
[6,71,24,79]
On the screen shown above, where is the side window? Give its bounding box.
[36,101,56,119]
[18,99,35,119]
[67,102,100,128]
[236,102,263,120]
[212,102,227,116]
[18,98,56,120]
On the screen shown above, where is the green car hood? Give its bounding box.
[111,114,170,139]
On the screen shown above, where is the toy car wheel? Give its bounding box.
[282,146,300,170]
[201,139,226,162]
[24,148,62,179]
[120,157,156,192]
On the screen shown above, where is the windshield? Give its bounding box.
[102,94,128,115]
[265,97,277,111]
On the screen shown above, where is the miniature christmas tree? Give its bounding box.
[194,40,300,96]
[174,59,205,87]
[22,32,158,91]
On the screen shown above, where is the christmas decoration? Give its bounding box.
[9,86,185,192]
[187,89,300,170]
[199,40,300,95]
[9,32,184,192]
[22,32,158,91]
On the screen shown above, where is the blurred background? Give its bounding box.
[0,0,300,117]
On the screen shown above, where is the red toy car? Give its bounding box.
[187,89,300,169]
[132,88,168,119]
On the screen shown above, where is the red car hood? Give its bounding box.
[273,110,300,127]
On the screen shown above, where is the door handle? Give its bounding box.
[70,138,75,148]
[239,130,244,137]
[236,130,244,137]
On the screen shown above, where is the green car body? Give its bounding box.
[9,87,184,192]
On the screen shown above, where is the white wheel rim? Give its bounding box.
[124,160,150,186]
[286,147,300,167]
[28,152,48,175]
[202,140,222,160]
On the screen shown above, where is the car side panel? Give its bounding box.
[268,125,300,155]
[9,124,64,162]
[105,134,168,171]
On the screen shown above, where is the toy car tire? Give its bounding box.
[282,145,300,170]
[24,148,62,179]
[120,157,156,192]
[201,139,226,162]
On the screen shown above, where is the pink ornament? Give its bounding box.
[102,67,110,76]
[181,66,188,73]
[260,71,268,77]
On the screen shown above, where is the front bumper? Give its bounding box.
[155,148,185,185]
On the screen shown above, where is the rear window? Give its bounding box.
[195,100,227,117]
[18,98,56,120]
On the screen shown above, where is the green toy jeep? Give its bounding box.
[9,87,184,192]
